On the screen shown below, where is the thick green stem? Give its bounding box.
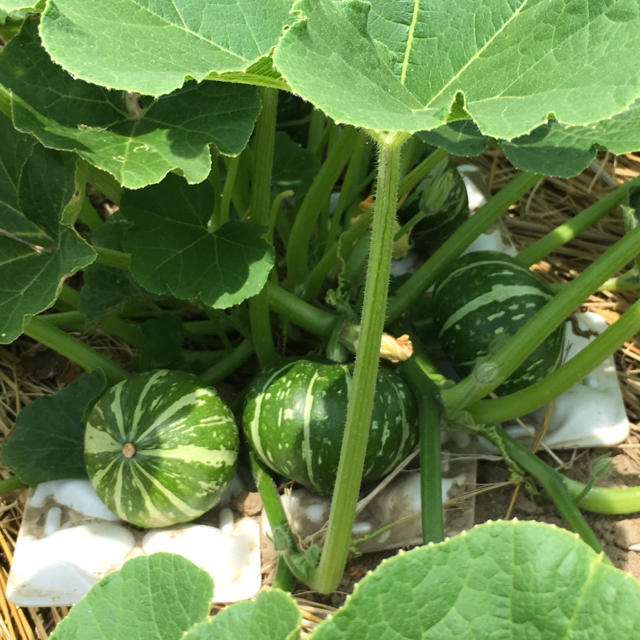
[479,425,603,553]
[58,284,80,310]
[94,246,132,270]
[249,452,299,591]
[286,126,360,291]
[468,297,640,423]
[400,357,444,544]
[397,147,448,196]
[78,198,103,231]
[265,282,336,336]
[564,477,640,514]
[0,475,26,494]
[309,132,407,593]
[219,155,240,226]
[327,130,370,242]
[517,175,640,267]
[23,316,128,383]
[197,338,253,385]
[86,165,122,204]
[441,223,640,411]
[303,207,373,301]
[386,171,541,323]
[248,88,279,366]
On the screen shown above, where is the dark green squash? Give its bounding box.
[242,360,419,495]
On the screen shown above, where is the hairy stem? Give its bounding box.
[309,131,408,593]
[23,317,128,383]
[287,126,359,291]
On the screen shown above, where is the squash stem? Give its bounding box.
[308,132,408,594]
[219,155,240,226]
[564,476,640,514]
[23,316,128,383]
[265,282,337,336]
[248,452,300,591]
[474,424,603,554]
[516,174,640,267]
[397,146,448,196]
[441,222,640,411]
[198,338,254,385]
[386,171,541,324]
[468,296,640,423]
[286,126,360,292]
[400,357,444,544]
[0,475,26,495]
[248,87,279,366]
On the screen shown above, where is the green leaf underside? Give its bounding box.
[0,114,95,343]
[312,520,640,639]
[0,22,261,189]
[242,360,418,495]
[1,373,105,484]
[274,0,640,139]
[49,553,213,640]
[121,174,274,309]
[183,590,302,639]
[433,251,565,394]
[84,370,239,528]
[39,0,296,96]
[423,100,640,177]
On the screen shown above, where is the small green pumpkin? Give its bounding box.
[242,360,419,495]
[433,251,565,394]
[84,369,239,528]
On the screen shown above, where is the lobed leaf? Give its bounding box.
[0,21,261,189]
[274,0,640,139]
[183,590,301,639]
[0,114,95,343]
[120,174,274,308]
[311,520,640,639]
[39,0,296,96]
[49,554,213,640]
[1,373,105,484]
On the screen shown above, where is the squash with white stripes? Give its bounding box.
[242,359,418,495]
[84,370,239,528]
[433,251,565,394]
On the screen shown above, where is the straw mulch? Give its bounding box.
[2,150,640,639]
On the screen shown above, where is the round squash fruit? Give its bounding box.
[242,359,418,495]
[84,369,239,528]
[433,251,565,394]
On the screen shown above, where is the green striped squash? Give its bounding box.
[243,360,418,495]
[398,155,468,254]
[84,370,239,528]
[433,251,565,394]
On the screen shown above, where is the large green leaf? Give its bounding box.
[1,373,105,484]
[311,520,640,639]
[39,0,296,96]
[0,115,95,343]
[424,101,640,177]
[502,101,640,177]
[182,590,301,640]
[120,174,274,308]
[49,554,213,640]
[0,21,261,189]
[274,0,640,139]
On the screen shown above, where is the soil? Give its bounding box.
[474,432,640,581]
